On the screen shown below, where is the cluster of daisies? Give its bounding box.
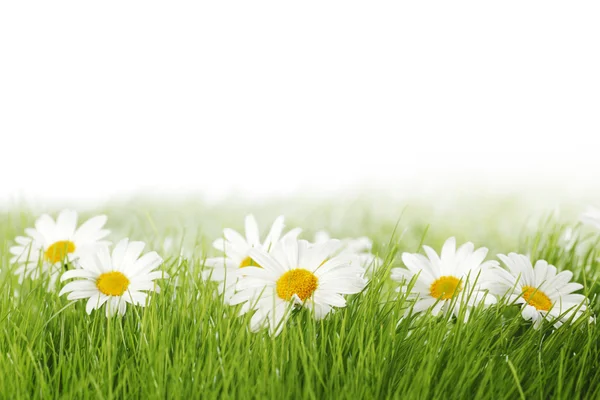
[392,238,589,329]
[6,210,595,335]
[202,215,377,335]
[9,210,166,316]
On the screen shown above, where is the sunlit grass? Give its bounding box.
[1,199,599,399]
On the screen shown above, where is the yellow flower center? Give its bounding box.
[44,240,76,263]
[239,256,262,269]
[522,285,552,311]
[276,269,318,301]
[96,272,130,296]
[430,275,463,300]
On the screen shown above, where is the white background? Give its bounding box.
[1,2,599,206]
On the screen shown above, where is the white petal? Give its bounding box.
[117,298,127,316]
[440,237,457,264]
[61,269,98,281]
[547,270,574,291]
[281,237,300,269]
[281,227,302,241]
[59,280,96,296]
[15,236,32,246]
[314,255,354,276]
[110,238,130,269]
[223,228,249,250]
[95,247,113,272]
[302,239,342,270]
[121,241,146,269]
[86,293,109,314]
[125,291,148,306]
[35,214,56,238]
[412,298,437,313]
[213,238,226,252]
[143,270,170,281]
[311,302,333,320]
[313,291,346,307]
[67,290,97,300]
[390,267,413,282]
[128,281,160,292]
[9,246,26,256]
[56,210,78,238]
[248,248,287,275]
[105,297,121,317]
[402,253,435,281]
[558,282,583,295]
[521,305,537,321]
[74,215,108,242]
[129,252,163,277]
[244,215,261,246]
[262,216,285,250]
[25,228,45,243]
[430,300,445,316]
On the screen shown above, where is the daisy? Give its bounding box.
[9,210,110,290]
[313,230,382,272]
[203,215,301,304]
[59,238,168,317]
[229,236,367,336]
[490,253,588,329]
[391,237,497,321]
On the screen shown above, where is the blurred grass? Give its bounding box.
[0,196,599,399]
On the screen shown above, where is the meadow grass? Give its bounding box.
[0,199,599,399]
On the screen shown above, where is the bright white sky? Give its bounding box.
[1,2,599,206]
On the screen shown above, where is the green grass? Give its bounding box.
[1,199,599,399]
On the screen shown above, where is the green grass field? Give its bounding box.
[1,198,599,399]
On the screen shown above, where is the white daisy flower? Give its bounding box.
[581,207,600,230]
[391,237,497,321]
[490,253,588,329]
[9,210,110,290]
[59,238,167,317]
[203,215,301,304]
[229,236,367,336]
[313,230,382,272]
